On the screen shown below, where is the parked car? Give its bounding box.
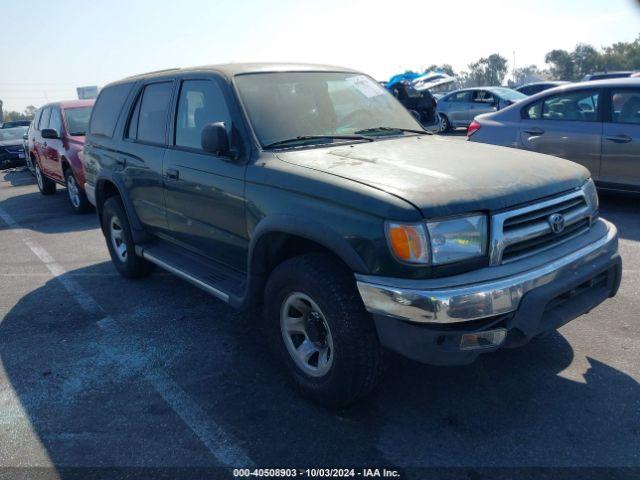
[1,120,31,129]
[516,81,569,96]
[83,64,620,407]
[23,122,34,173]
[468,78,640,193]
[0,126,29,168]
[388,81,437,125]
[436,87,526,132]
[582,71,636,81]
[29,100,95,212]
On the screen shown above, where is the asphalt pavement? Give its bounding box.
[0,166,638,479]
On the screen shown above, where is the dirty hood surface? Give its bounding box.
[276,135,590,218]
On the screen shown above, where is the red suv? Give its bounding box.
[29,100,95,212]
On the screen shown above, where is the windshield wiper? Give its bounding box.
[263,134,373,149]
[354,126,429,135]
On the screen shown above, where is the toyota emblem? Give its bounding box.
[548,213,566,234]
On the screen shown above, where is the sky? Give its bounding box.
[1,0,639,112]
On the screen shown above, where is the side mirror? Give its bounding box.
[41,128,59,139]
[201,122,229,156]
[22,133,28,141]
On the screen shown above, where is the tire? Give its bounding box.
[438,113,451,133]
[64,168,92,213]
[34,160,56,195]
[264,253,385,408]
[102,196,155,278]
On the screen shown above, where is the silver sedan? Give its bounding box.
[436,87,526,132]
[468,78,640,193]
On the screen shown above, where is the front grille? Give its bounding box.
[489,185,597,265]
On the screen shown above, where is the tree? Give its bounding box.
[601,34,640,70]
[425,64,455,76]
[572,43,602,80]
[24,105,37,117]
[511,64,547,86]
[545,49,574,80]
[460,53,508,87]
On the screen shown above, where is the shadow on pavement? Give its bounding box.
[0,261,638,474]
[599,192,640,242]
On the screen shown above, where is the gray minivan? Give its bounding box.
[469,78,640,193]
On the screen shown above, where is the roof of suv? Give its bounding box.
[39,99,95,110]
[121,63,359,82]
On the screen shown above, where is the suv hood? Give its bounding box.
[276,135,590,218]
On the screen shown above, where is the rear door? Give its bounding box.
[445,90,473,125]
[122,81,175,231]
[163,76,248,269]
[42,106,64,181]
[470,90,497,120]
[600,88,640,190]
[518,88,603,178]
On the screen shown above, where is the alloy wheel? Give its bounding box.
[35,163,43,190]
[109,216,127,262]
[66,174,81,208]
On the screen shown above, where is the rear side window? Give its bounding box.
[39,107,51,130]
[89,83,133,137]
[135,82,174,145]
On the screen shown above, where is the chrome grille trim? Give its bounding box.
[489,183,597,265]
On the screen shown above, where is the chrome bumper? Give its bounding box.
[356,220,618,324]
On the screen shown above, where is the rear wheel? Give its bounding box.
[438,113,451,133]
[102,196,154,278]
[34,161,56,195]
[265,253,385,407]
[64,168,92,213]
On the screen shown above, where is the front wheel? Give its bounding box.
[264,253,385,408]
[438,113,451,133]
[65,169,92,213]
[102,196,154,278]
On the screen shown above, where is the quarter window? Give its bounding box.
[175,80,231,150]
[610,89,640,125]
[135,82,174,145]
[89,82,133,138]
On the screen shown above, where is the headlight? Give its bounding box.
[386,214,488,266]
[583,178,599,212]
[426,215,487,264]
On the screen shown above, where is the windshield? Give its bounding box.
[0,126,28,141]
[64,106,92,136]
[235,72,422,148]
[493,88,527,102]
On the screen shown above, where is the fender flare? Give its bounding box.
[95,174,145,235]
[248,214,369,275]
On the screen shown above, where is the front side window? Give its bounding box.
[235,72,421,147]
[611,89,640,125]
[135,82,174,144]
[472,91,494,103]
[39,107,51,130]
[541,90,599,122]
[175,80,232,150]
[64,107,92,136]
[49,107,62,134]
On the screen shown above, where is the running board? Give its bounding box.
[135,244,246,303]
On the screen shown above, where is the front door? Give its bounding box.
[600,88,640,190]
[445,90,473,126]
[470,90,497,121]
[43,106,64,181]
[163,77,248,271]
[519,88,603,178]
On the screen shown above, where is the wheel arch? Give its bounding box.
[95,176,147,242]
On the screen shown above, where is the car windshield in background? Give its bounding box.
[0,126,28,141]
[493,88,527,102]
[64,107,92,136]
[235,72,422,148]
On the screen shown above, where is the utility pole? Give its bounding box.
[513,50,516,84]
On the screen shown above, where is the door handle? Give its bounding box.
[523,128,544,135]
[604,134,632,144]
[166,168,179,180]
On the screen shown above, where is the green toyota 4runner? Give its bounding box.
[83,64,621,407]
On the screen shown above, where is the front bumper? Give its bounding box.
[0,149,26,167]
[357,219,621,365]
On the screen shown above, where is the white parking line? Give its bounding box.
[0,205,254,467]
